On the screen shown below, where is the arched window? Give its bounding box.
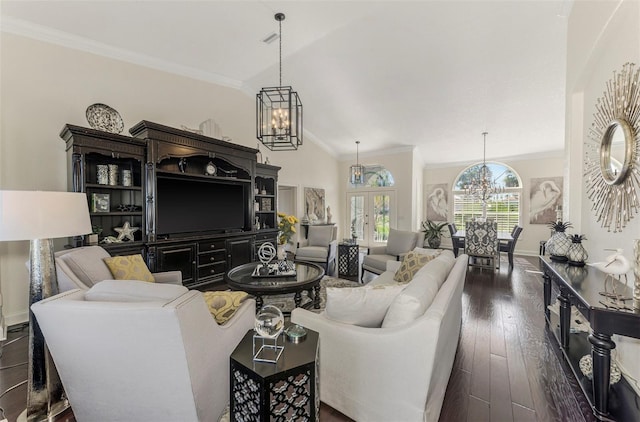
[452,162,522,233]
[349,165,395,188]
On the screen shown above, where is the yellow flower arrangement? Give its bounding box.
[277,212,299,245]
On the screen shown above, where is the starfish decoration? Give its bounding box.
[114,221,139,241]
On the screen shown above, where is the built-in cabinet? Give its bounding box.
[61,121,280,289]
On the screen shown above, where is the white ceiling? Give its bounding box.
[1,0,570,165]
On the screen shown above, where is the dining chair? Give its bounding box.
[499,225,523,268]
[448,223,465,257]
[465,221,498,270]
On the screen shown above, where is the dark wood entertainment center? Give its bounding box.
[61,121,280,289]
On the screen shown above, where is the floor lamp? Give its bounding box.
[0,190,91,422]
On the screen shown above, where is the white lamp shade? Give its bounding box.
[0,190,92,241]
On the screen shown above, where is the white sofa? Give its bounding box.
[291,249,467,422]
[31,280,255,422]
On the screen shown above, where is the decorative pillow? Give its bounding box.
[103,254,155,283]
[308,225,333,247]
[382,251,456,328]
[85,280,188,302]
[325,284,406,328]
[393,250,441,283]
[202,291,249,325]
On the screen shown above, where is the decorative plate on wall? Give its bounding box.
[86,103,124,134]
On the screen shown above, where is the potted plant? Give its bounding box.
[421,220,448,249]
[546,221,572,261]
[277,212,299,260]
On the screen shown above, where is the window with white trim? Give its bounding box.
[452,162,522,233]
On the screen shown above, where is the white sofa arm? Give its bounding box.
[153,270,183,285]
[291,308,438,421]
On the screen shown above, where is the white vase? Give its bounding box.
[277,244,286,261]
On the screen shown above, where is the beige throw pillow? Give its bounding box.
[103,254,155,283]
[393,250,440,283]
[325,284,406,327]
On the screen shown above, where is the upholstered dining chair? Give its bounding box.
[295,224,338,275]
[499,225,523,268]
[55,246,182,291]
[448,223,465,257]
[361,228,421,281]
[465,221,498,270]
[31,280,255,422]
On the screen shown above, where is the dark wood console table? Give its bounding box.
[540,256,640,421]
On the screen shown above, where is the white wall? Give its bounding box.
[0,33,339,324]
[424,154,565,256]
[566,0,640,394]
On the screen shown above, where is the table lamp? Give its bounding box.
[0,190,91,421]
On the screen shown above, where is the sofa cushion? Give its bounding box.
[382,251,456,327]
[202,291,249,325]
[308,225,333,247]
[325,284,405,327]
[60,246,113,287]
[386,229,418,256]
[85,280,188,302]
[295,246,328,261]
[103,254,155,283]
[393,250,441,283]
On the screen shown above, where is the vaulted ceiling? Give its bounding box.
[1,0,571,165]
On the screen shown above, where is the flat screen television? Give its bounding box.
[156,175,247,236]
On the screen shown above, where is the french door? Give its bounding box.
[347,190,396,247]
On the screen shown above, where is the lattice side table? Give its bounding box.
[338,242,359,281]
[230,328,319,421]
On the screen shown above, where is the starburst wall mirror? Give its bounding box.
[585,62,640,232]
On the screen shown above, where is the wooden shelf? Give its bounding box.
[86,184,142,191]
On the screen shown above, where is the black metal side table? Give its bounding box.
[338,242,359,281]
[230,328,319,421]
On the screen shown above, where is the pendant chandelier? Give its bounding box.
[465,132,504,203]
[350,141,365,185]
[256,13,303,151]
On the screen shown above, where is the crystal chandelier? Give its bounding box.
[465,132,504,203]
[256,13,303,151]
[350,141,365,185]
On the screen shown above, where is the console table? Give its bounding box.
[540,256,640,420]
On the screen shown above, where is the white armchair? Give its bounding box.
[295,225,338,275]
[361,228,421,280]
[31,280,255,422]
[55,246,182,291]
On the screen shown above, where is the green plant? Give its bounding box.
[547,221,572,232]
[421,220,448,240]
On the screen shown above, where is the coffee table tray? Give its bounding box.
[251,262,297,278]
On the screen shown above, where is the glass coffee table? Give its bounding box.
[225,261,325,310]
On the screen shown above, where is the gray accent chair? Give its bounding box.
[31,280,255,421]
[361,228,421,281]
[55,246,182,291]
[295,225,338,276]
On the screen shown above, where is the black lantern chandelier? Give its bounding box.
[350,141,365,185]
[256,13,303,151]
[465,132,504,203]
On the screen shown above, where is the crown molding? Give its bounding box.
[1,16,243,89]
[424,148,565,169]
[339,145,416,162]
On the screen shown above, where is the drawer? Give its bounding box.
[255,232,277,242]
[198,250,226,265]
[199,239,226,252]
[198,262,227,279]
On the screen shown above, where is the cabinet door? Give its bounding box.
[156,244,197,285]
[227,237,253,269]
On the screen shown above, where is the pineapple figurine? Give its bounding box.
[546,221,572,262]
[567,234,588,266]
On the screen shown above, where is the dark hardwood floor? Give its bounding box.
[0,255,595,422]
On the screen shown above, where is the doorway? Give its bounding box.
[277,185,298,251]
[347,190,396,247]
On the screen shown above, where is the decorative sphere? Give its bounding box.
[254,305,284,338]
[257,242,277,265]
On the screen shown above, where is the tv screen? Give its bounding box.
[156,176,246,236]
